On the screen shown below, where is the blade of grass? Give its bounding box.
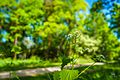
[74,62,96,79]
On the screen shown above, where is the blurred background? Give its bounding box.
[0,0,120,80]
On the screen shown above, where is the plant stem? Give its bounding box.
[75,62,96,79]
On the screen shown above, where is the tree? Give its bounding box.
[91,0,120,37]
[0,0,88,59]
[84,12,120,60]
[0,0,44,59]
[89,0,120,60]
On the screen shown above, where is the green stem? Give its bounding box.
[47,73,52,80]
[75,62,96,79]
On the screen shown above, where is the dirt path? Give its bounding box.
[0,62,104,79]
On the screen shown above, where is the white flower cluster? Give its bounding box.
[22,37,35,49]
[68,30,101,54]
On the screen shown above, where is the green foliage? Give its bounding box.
[89,0,120,60]
[78,63,120,80]
[11,63,120,80]
[0,0,120,62]
[0,57,61,72]
[53,70,79,80]
[53,58,95,80]
[0,0,89,59]
[66,30,100,56]
[61,57,74,70]
[11,45,22,54]
[84,12,120,61]
[0,0,119,79]
[92,55,105,62]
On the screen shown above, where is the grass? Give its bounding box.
[76,62,120,80]
[0,56,93,72]
[0,57,61,72]
[75,57,94,64]
[9,62,120,80]
[11,74,49,80]
[0,56,119,80]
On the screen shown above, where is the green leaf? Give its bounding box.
[59,70,79,80]
[61,57,74,70]
[53,70,79,80]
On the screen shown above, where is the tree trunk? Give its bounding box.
[13,37,18,59]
